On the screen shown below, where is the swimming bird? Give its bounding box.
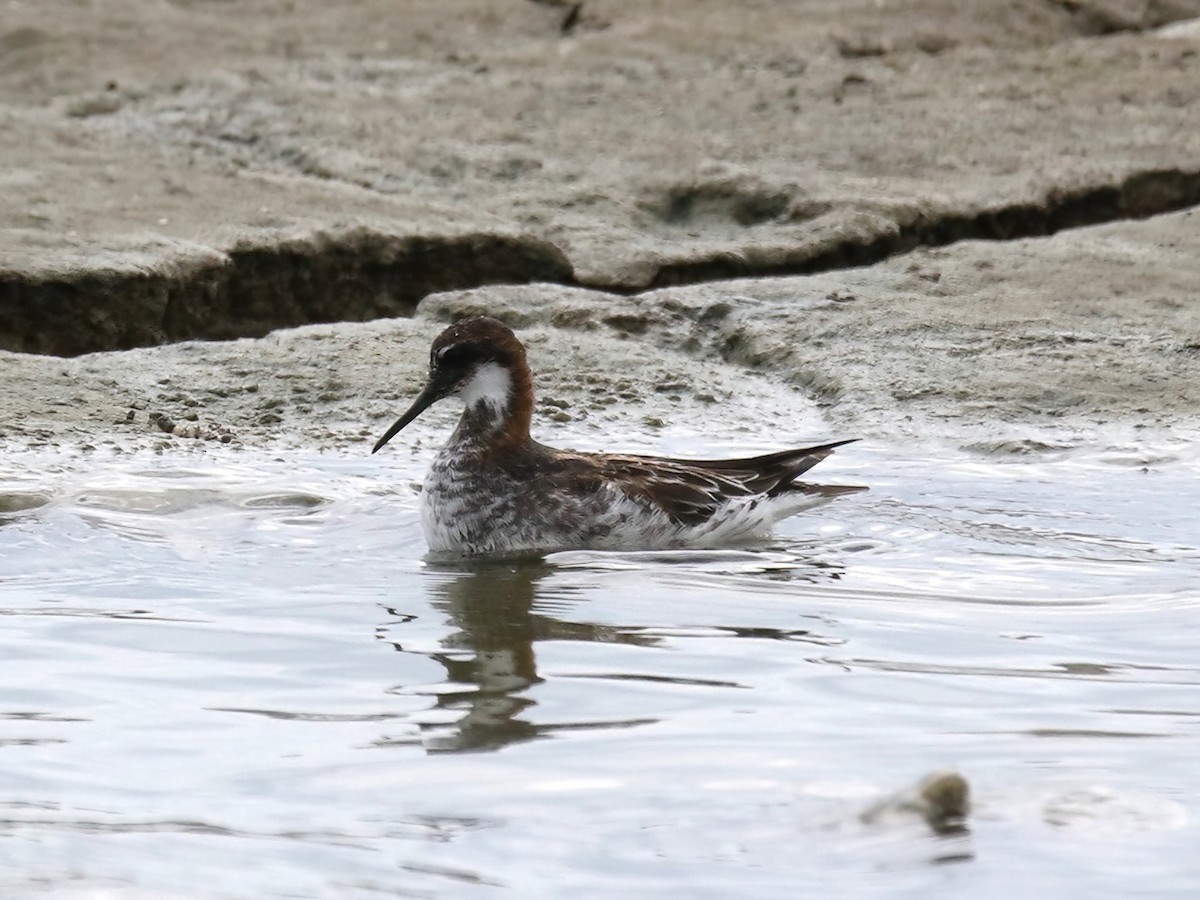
[372,316,861,555]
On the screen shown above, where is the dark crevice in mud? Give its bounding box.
[3,168,1200,357]
[626,167,1200,291]
[0,232,572,357]
[1048,0,1200,37]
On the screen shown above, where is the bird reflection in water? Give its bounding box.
[386,557,659,753]
[381,547,853,753]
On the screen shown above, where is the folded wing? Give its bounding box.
[594,439,860,526]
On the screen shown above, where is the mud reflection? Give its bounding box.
[0,489,51,525]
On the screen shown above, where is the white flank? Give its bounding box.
[458,362,512,418]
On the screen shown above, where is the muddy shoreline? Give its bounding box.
[2,2,1199,454]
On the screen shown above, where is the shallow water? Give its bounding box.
[2,440,1199,898]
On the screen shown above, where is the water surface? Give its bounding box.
[1,442,1198,898]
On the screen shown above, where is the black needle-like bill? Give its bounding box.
[371,380,446,454]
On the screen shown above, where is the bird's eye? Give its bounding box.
[434,344,473,370]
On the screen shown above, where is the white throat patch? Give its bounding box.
[459,362,512,417]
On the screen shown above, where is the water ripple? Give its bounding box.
[2,447,1200,897]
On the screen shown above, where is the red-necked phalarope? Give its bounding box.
[373,316,862,555]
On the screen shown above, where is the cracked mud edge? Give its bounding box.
[632,167,1200,290]
[0,230,572,357]
[2,166,1199,357]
